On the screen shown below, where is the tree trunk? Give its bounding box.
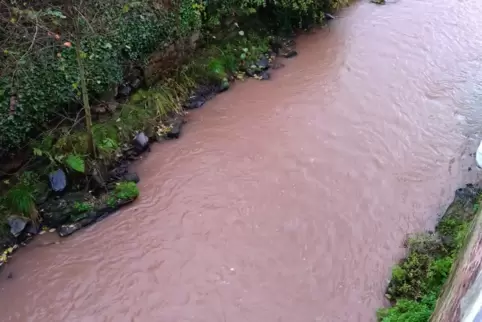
[73,18,96,158]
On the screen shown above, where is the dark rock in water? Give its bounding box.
[133,132,149,153]
[49,169,67,192]
[122,172,140,183]
[469,167,472,172]
[284,39,296,47]
[259,70,270,80]
[7,216,28,237]
[108,163,129,181]
[23,221,39,235]
[194,85,216,97]
[245,69,256,77]
[58,198,136,237]
[325,13,336,20]
[40,192,87,228]
[118,84,132,97]
[106,172,140,190]
[271,61,285,70]
[166,116,184,139]
[284,50,298,58]
[7,272,13,279]
[58,217,94,237]
[256,57,270,70]
[184,95,206,110]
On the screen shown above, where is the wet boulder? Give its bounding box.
[245,68,256,77]
[283,50,298,59]
[271,61,285,70]
[184,94,206,110]
[106,172,140,190]
[7,216,28,237]
[40,192,88,228]
[259,70,270,80]
[48,169,67,192]
[166,116,184,139]
[256,57,270,70]
[133,132,150,154]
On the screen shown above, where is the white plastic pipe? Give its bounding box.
[476,140,482,169]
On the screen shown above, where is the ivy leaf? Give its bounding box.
[44,10,66,19]
[33,148,43,156]
[65,154,85,173]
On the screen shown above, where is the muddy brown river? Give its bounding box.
[3,0,482,321]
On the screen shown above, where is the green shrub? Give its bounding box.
[73,201,94,213]
[113,181,139,201]
[377,295,436,322]
[379,196,480,321]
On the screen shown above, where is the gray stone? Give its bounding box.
[49,169,67,192]
[7,216,28,237]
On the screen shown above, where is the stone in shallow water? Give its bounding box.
[284,50,298,59]
[133,132,149,153]
[184,95,206,110]
[259,70,270,80]
[256,57,270,70]
[166,116,184,139]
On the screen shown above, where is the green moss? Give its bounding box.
[377,295,435,322]
[110,181,139,203]
[73,202,94,213]
[378,192,479,321]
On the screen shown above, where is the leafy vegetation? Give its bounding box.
[378,194,479,321]
[0,0,350,240]
[73,201,94,213]
[107,181,139,206]
[0,0,349,157]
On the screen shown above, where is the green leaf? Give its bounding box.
[33,148,43,156]
[44,10,66,19]
[65,154,85,173]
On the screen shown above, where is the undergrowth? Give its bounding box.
[377,194,480,321]
[107,181,139,206]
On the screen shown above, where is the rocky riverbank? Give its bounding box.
[0,33,301,271]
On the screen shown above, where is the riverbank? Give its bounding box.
[377,184,481,321]
[0,0,346,267]
[0,30,303,268]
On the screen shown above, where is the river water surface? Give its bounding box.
[3,0,482,321]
